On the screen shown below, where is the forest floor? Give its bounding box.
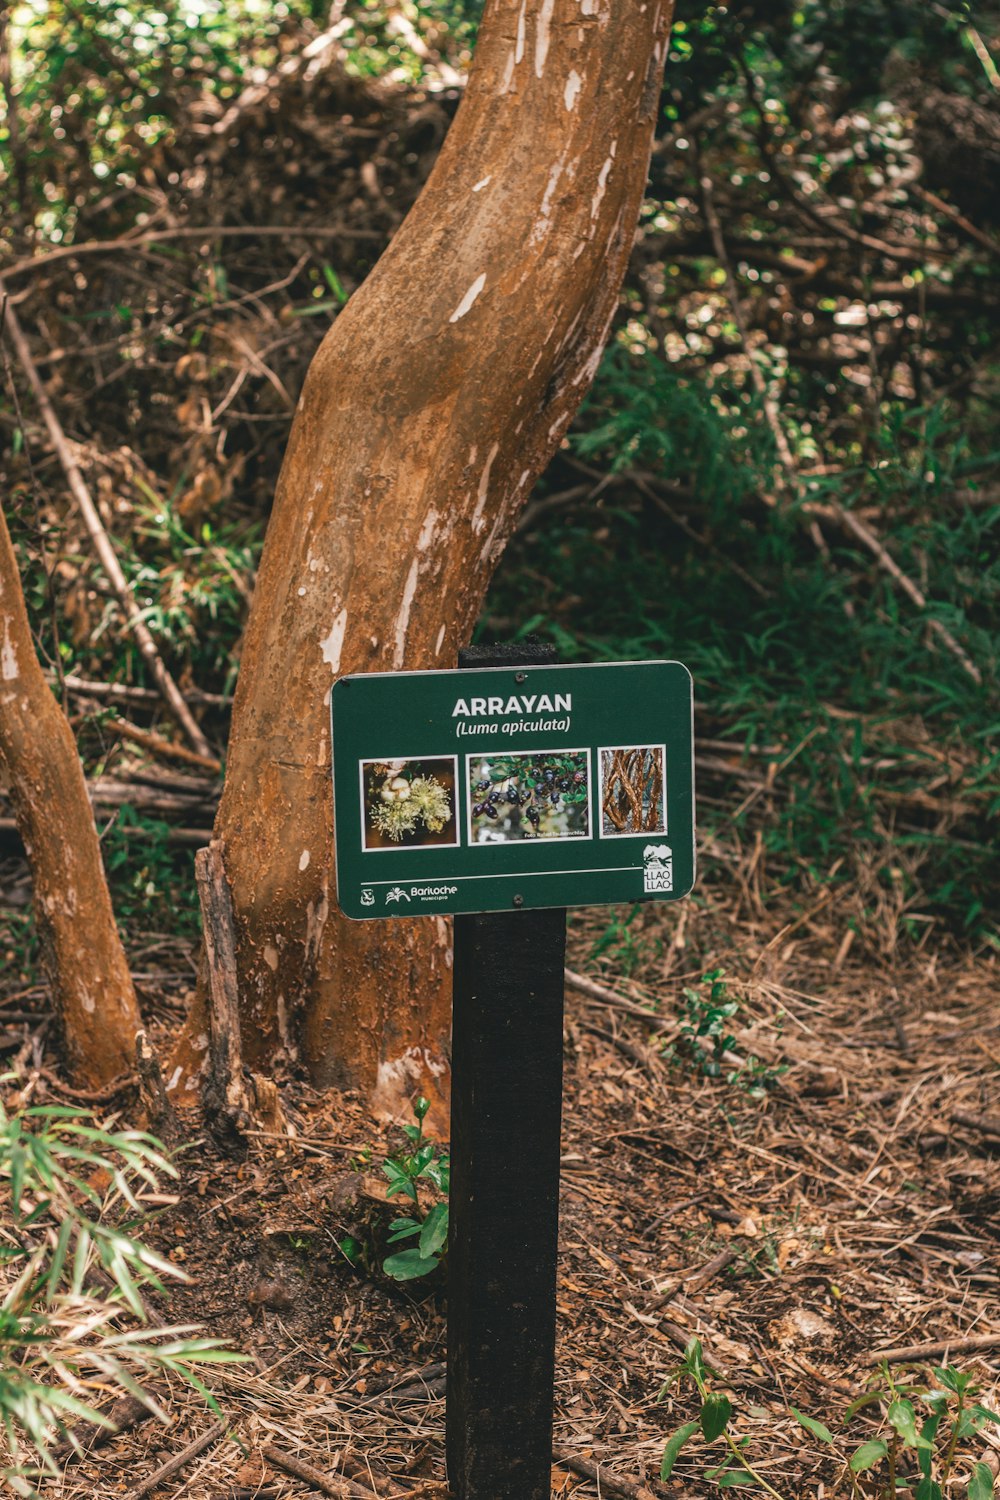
[13,879,999,1500]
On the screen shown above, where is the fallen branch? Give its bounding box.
[53,1388,163,1461]
[0,222,383,283]
[56,673,231,707]
[862,1332,1000,1366]
[552,1446,658,1500]
[0,282,214,756]
[564,968,676,1035]
[124,1420,226,1500]
[807,500,982,684]
[261,1443,381,1498]
[0,816,212,845]
[112,717,222,774]
[951,1109,1000,1140]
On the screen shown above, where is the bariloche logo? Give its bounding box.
[360,889,375,907]
[643,843,673,894]
[386,886,411,904]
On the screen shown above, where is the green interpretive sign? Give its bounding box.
[330,660,695,919]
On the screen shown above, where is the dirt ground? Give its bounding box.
[8,878,997,1500]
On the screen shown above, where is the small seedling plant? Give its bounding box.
[677,968,739,1078]
[380,1097,450,1282]
[660,1337,787,1495]
[660,1339,1000,1497]
[0,1090,244,1495]
[801,1361,1000,1499]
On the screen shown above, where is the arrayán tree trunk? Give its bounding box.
[0,503,142,1085]
[173,0,675,1112]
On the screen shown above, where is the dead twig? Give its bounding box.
[861,1332,1000,1366]
[564,968,676,1035]
[0,280,215,755]
[261,1443,382,1498]
[951,1109,1000,1140]
[113,717,222,775]
[124,1420,227,1500]
[0,222,383,283]
[805,500,982,685]
[552,1445,658,1499]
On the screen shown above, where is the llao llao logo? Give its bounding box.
[642,844,673,893]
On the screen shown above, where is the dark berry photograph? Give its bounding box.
[466,751,590,844]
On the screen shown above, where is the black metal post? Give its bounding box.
[446,642,567,1500]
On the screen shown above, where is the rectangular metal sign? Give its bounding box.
[331,659,694,919]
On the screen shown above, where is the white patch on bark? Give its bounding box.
[515,0,526,61]
[473,175,492,192]
[264,944,279,971]
[471,443,500,533]
[276,991,291,1049]
[591,154,614,220]
[535,0,555,76]
[559,306,585,351]
[165,1065,184,1093]
[0,625,17,681]
[305,884,330,962]
[449,273,487,323]
[78,983,95,1014]
[394,556,420,667]
[435,623,446,655]
[501,48,516,91]
[297,586,306,596]
[579,0,597,12]
[320,606,349,674]
[417,507,440,552]
[531,150,569,244]
[433,916,453,968]
[299,848,311,871]
[564,69,582,110]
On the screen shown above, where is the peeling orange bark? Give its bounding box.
[177,0,675,1111]
[0,504,142,1085]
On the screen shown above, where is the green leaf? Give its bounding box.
[791,1407,834,1444]
[382,1248,439,1281]
[418,1203,449,1260]
[717,1470,761,1488]
[969,1463,996,1500]
[888,1397,933,1450]
[701,1392,733,1443]
[387,1218,421,1244]
[844,1390,882,1421]
[683,1338,707,1383]
[918,1413,942,1478]
[661,1420,699,1478]
[850,1440,889,1473]
[959,1405,1000,1436]
[915,1480,943,1500]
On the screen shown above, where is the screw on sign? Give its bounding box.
[328,647,695,1500]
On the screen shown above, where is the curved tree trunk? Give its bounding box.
[0,504,142,1085]
[173,0,675,1111]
